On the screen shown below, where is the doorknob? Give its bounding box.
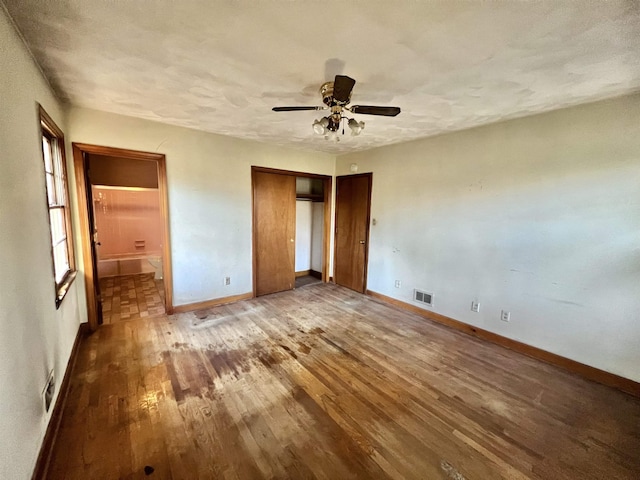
[359,240,366,244]
[290,238,294,242]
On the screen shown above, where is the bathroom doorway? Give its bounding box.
[92,181,164,323]
[73,144,173,330]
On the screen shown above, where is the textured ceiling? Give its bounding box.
[4,1,640,155]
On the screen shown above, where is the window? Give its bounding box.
[40,106,76,307]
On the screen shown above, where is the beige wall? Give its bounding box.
[0,8,85,479]
[67,107,335,306]
[337,93,640,382]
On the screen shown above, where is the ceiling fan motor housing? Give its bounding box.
[320,81,352,107]
[320,82,334,106]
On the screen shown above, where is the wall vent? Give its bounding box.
[414,289,433,307]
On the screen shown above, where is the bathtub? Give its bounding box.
[97,254,163,280]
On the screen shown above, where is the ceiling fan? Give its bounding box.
[272,75,401,140]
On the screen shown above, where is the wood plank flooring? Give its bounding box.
[48,283,640,479]
[295,274,322,289]
[100,273,165,323]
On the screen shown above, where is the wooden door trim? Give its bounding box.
[252,166,331,180]
[72,143,174,331]
[333,173,373,293]
[320,173,332,284]
[251,166,332,295]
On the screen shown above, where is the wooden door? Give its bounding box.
[334,174,372,293]
[253,170,296,296]
[85,156,104,325]
[89,202,104,325]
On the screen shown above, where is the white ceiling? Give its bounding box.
[4,1,640,155]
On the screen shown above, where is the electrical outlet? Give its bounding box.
[394,280,401,288]
[224,276,231,286]
[501,310,511,322]
[471,301,480,312]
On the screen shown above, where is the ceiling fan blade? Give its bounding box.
[350,105,401,117]
[333,75,356,103]
[272,106,324,112]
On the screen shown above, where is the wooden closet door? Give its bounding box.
[334,173,372,293]
[253,170,296,296]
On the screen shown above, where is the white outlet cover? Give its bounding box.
[501,310,511,322]
[471,301,480,312]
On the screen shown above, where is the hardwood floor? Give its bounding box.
[48,283,640,479]
[295,274,322,289]
[100,273,165,324]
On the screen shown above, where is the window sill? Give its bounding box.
[55,270,77,309]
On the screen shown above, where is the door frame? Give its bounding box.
[333,173,372,293]
[251,166,332,296]
[72,143,174,331]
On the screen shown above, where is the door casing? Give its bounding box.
[72,143,173,331]
[251,166,332,296]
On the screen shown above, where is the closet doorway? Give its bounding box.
[73,144,173,331]
[252,167,331,297]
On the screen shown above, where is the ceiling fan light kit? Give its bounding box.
[348,118,365,136]
[272,75,400,140]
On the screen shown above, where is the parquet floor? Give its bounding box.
[48,283,640,479]
[99,273,165,323]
